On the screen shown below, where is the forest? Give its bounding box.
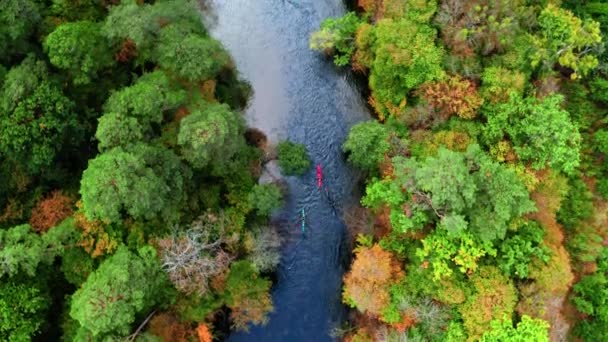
[0,0,287,340]
[4,0,608,341]
[311,0,608,341]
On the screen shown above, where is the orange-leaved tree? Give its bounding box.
[343,244,404,318]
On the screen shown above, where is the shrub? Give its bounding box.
[277,141,311,176]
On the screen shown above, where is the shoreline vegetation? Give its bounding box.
[312,1,608,341]
[0,0,286,340]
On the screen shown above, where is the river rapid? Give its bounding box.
[205,1,370,340]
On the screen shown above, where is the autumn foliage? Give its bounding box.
[29,191,73,232]
[73,202,119,258]
[420,76,483,119]
[148,312,194,342]
[343,244,404,318]
[196,323,213,342]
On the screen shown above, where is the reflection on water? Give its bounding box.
[206,0,370,340]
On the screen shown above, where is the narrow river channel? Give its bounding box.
[206,1,370,340]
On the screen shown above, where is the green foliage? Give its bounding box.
[393,144,535,241]
[557,177,594,229]
[343,121,390,171]
[0,278,51,341]
[369,18,444,118]
[49,0,105,22]
[480,66,526,104]
[572,248,608,341]
[178,102,244,169]
[531,4,602,79]
[417,229,496,280]
[0,224,45,278]
[224,261,273,330]
[80,144,189,223]
[44,20,113,84]
[277,141,311,176]
[361,177,404,209]
[483,94,581,174]
[70,246,174,338]
[594,129,608,154]
[480,315,549,342]
[103,0,205,63]
[0,0,42,62]
[0,57,77,174]
[497,221,551,278]
[96,71,186,151]
[247,184,283,217]
[61,247,95,287]
[155,24,229,82]
[310,12,362,66]
[0,220,78,278]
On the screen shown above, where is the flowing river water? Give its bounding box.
[205,1,371,340]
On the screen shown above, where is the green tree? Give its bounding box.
[177,102,244,169]
[594,129,608,154]
[480,315,549,342]
[310,12,362,66]
[49,0,105,22]
[155,24,229,82]
[392,144,535,241]
[247,184,283,217]
[417,229,496,280]
[497,221,551,279]
[0,57,77,173]
[44,20,113,84]
[0,224,44,278]
[531,3,602,79]
[0,278,51,341]
[96,71,186,151]
[343,121,390,171]
[224,261,273,331]
[0,221,79,278]
[103,0,205,63]
[0,0,41,62]
[572,248,608,341]
[276,141,311,176]
[70,246,173,338]
[80,144,189,223]
[369,18,444,118]
[483,94,581,174]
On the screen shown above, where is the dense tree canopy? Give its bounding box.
[70,246,172,338]
[343,121,390,171]
[44,20,113,84]
[177,102,243,169]
[0,0,279,340]
[313,2,608,340]
[80,145,188,223]
[483,94,581,174]
[0,57,77,174]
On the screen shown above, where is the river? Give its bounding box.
[205,1,370,340]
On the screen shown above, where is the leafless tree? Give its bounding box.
[157,215,235,296]
[248,227,281,272]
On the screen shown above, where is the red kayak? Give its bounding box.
[316,164,323,189]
